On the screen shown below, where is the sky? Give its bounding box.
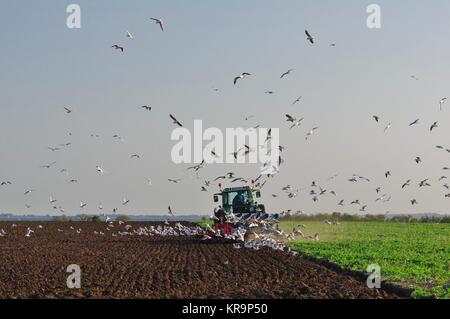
[1,0,450,216]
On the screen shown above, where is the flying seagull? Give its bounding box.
[305,30,314,44]
[170,114,183,127]
[234,73,251,85]
[280,69,294,79]
[305,127,319,140]
[430,121,438,132]
[373,115,380,122]
[439,97,447,111]
[409,119,419,126]
[64,107,72,114]
[150,18,164,32]
[41,161,57,169]
[141,105,152,111]
[292,96,302,105]
[126,30,134,40]
[96,165,104,174]
[112,45,124,52]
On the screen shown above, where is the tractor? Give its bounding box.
[212,186,266,235]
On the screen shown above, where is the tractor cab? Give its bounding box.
[213,186,265,216]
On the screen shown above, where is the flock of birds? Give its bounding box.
[1,17,449,252]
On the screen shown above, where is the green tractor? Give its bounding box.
[213,186,266,234]
[214,186,266,215]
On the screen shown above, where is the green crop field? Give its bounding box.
[280,221,450,299]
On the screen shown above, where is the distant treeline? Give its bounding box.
[280,212,450,223]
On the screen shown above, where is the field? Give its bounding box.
[280,221,450,298]
[0,222,401,299]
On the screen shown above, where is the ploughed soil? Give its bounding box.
[0,222,402,299]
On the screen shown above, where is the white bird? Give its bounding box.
[24,189,34,196]
[306,127,319,140]
[384,123,392,132]
[150,18,164,32]
[80,201,87,209]
[96,165,104,174]
[234,73,251,85]
[126,30,134,40]
[50,196,57,204]
[439,97,447,111]
[122,198,130,206]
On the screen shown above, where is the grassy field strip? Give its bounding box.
[280,221,450,298]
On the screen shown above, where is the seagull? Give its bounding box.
[290,118,304,129]
[384,123,392,132]
[292,96,302,105]
[41,161,57,169]
[415,157,422,164]
[305,30,314,44]
[130,154,141,159]
[373,115,380,122]
[201,187,207,192]
[96,165,104,174]
[234,73,251,85]
[402,180,411,189]
[430,121,438,132]
[112,45,124,52]
[24,189,35,195]
[385,171,391,178]
[338,200,345,206]
[50,196,57,204]
[150,18,164,32]
[80,201,87,209]
[168,179,181,183]
[170,114,183,127]
[0,181,12,186]
[168,206,174,216]
[126,30,134,40]
[141,105,152,111]
[409,119,419,126]
[122,198,130,206]
[411,199,418,206]
[64,107,72,114]
[439,97,447,111]
[280,69,294,79]
[305,127,319,140]
[419,179,431,187]
[146,178,152,186]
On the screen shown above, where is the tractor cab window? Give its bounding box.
[223,190,252,209]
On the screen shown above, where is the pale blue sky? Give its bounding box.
[1,1,450,215]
